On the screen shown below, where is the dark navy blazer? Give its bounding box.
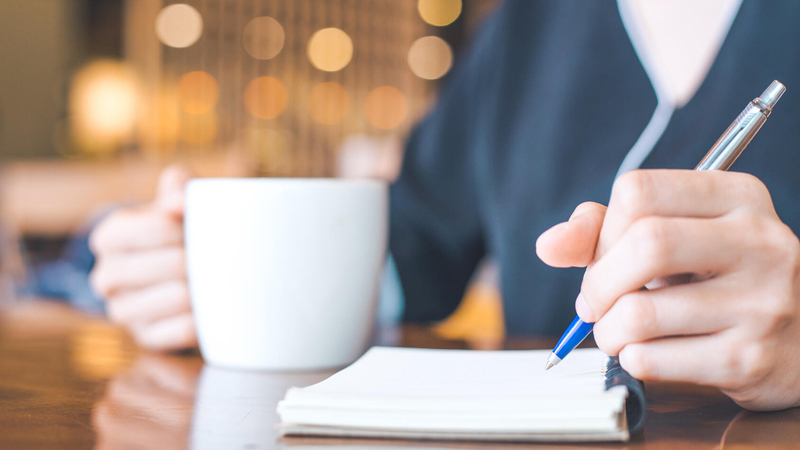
[390,0,800,335]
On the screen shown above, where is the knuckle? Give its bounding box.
[88,223,110,255]
[89,210,130,253]
[594,294,654,357]
[612,170,654,216]
[177,321,198,348]
[89,264,113,298]
[772,224,800,270]
[755,292,795,334]
[105,302,127,325]
[620,345,652,379]
[591,320,619,356]
[725,341,771,390]
[740,343,771,383]
[168,281,192,308]
[153,214,182,241]
[618,293,657,337]
[629,217,671,262]
[734,172,772,205]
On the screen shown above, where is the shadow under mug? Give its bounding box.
[185,178,388,371]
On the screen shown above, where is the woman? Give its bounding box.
[90,0,800,410]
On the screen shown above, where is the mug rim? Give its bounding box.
[188,177,387,189]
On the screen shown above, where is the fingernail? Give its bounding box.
[536,222,569,243]
[575,293,595,323]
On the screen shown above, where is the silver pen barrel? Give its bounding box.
[695,80,786,171]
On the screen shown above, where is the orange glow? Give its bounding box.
[177,71,219,114]
[408,36,453,80]
[365,86,408,130]
[243,76,288,120]
[418,0,462,27]
[308,82,350,125]
[243,16,285,60]
[69,60,139,154]
[155,4,203,48]
[307,28,353,72]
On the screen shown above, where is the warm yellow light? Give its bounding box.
[307,82,350,125]
[408,36,453,80]
[243,76,288,120]
[243,16,285,60]
[418,0,462,27]
[69,60,139,154]
[177,71,219,114]
[307,28,353,72]
[180,111,218,146]
[365,86,408,130]
[155,4,203,48]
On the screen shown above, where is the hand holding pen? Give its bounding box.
[535,81,800,411]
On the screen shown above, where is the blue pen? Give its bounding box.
[545,80,786,370]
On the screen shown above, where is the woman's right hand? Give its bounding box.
[89,165,197,351]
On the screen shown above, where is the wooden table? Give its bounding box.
[2,301,799,449]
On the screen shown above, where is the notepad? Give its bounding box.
[277,347,646,443]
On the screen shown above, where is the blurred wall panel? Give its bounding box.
[0,0,83,159]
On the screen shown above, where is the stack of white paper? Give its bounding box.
[278,347,630,442]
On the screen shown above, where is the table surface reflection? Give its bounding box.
[1,301,799,450]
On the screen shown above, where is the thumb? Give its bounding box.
[155,164,192,217]
[536,202,607,268]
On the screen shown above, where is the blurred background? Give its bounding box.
[0,0,503,346]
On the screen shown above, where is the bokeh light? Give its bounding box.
[243,76,288,120]
[177,71,219,114]
[308,82,350,125]
[408,36,453,80]
[307,28,353,72]
[69,60,139,154]
[155,4,203,48]
[180,111,219,145]
[365,86,408,130]
[243,16,285,60]
[418,0,462,27]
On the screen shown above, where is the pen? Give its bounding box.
[545,80,787,371]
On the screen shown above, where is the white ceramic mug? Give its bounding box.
[185,178,388,371]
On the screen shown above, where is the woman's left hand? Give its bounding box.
[536,169,800,411]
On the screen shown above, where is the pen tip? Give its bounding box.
[544,353,561,371]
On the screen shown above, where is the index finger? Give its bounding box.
[596,169,773,259]
[90,208,183,254]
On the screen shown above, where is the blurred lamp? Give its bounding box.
[418,0,462,26]
[178,71,219,114]
[244,76,288,120]
[307,28,353,72]
[408,36,453,80]
[156,4,203,48]
[365,86,408,130]
[69,60,139,154]
[243,16,285,60]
